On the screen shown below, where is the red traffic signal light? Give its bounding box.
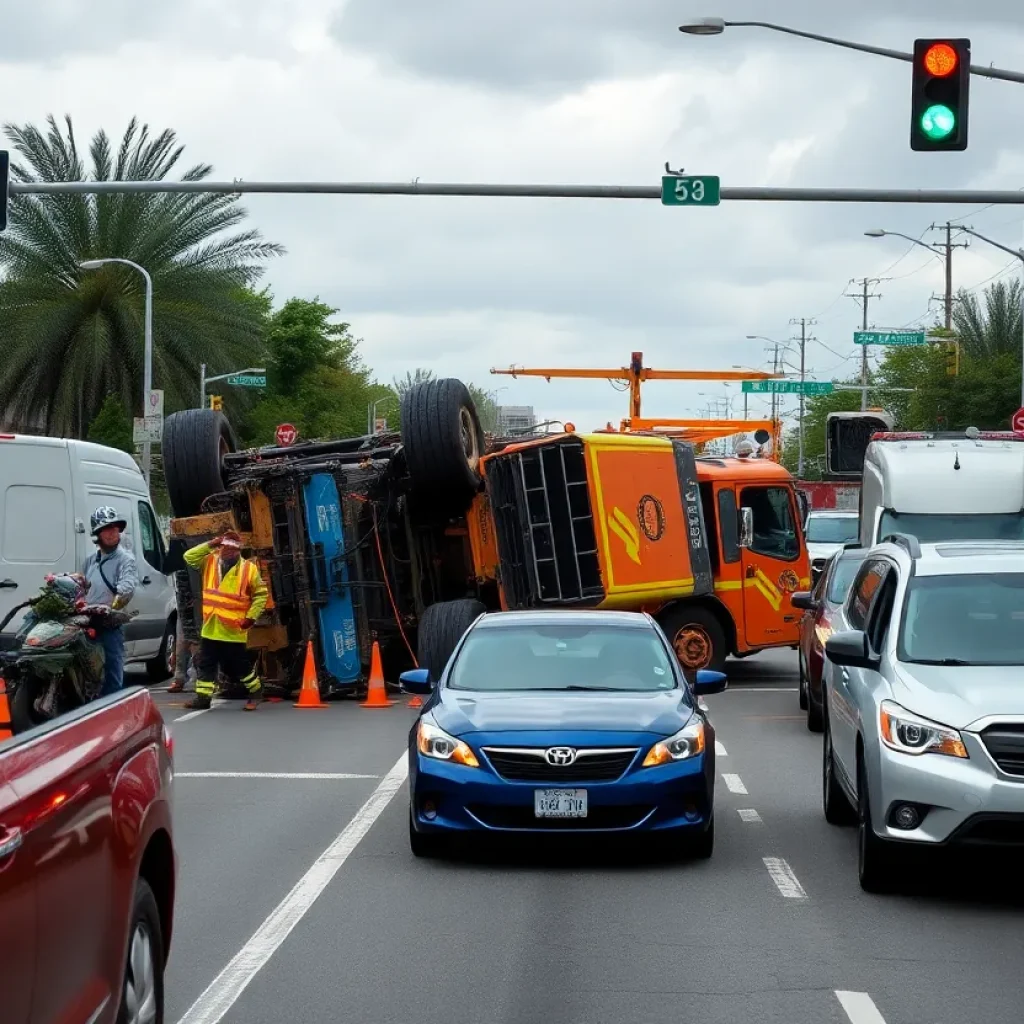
[911,38,970,151]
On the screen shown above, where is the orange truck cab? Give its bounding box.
[467,431,809,672]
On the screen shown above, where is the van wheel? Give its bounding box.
[117,877,165,1024]
[163,409,237,518]
[657,606,727,675]
[417,599,487,682]
[400,379,485,512]
[146,618,176,683]
[9,678,47,733]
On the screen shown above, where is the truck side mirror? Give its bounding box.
[738,507,754,549]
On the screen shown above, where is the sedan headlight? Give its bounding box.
[416,718,480,768]
[879,700,967,759]
[642,720,706,767]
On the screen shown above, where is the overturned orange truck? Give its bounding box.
[164,379,809,698]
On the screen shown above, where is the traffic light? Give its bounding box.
[944,341,960,376]
[209,394,223,411]
[911,39,970,151]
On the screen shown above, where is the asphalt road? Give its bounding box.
[153,648,1024,1024]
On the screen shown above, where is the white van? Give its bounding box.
[859,430,1024,547]
[0,433,177,680]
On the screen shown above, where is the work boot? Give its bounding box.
[184,694,212,711]
[243,686,264,712]
[167,680,185,693]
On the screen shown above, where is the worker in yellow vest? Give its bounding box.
[182,531,269,712]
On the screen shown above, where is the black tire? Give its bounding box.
[806,689,824,734]
[857,758,898,894]
[417,598,487,682]
[409,809,446,859]
[117,877,165,1024]
[822,711,857,826]
[162,409,237,518]
[146,617,176,683]
[9,677,46,733]
[798,651,808,710]
[656,605,728,675]
[400,379,485,509]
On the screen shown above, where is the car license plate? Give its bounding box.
[534,789,587,818]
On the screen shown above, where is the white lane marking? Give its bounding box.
[763,857,807,899]
[175,772,380,780]
[721,773,747,794]
[174,753,408,1024]
[172,709,208,724]
[723,687,798,692]
[737,808,762,823]
[835,991,888,1024]
[715,740,727,756]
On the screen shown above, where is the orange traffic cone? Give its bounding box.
[360,641,397,709]
[407,694,424,708]
[0,678,12,740]
[294,641,329,709]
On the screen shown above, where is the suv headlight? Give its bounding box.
[879,700,967,759]
[416,718,480,768]
[642,720,706,767]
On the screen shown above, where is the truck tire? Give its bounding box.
[400,379,485,508]
[417,598,487,682]
[656,605,728,675]
[9,679,42,734]
[117,877,165,1024]
[163,409,237,518]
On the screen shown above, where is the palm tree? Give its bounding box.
[953,278,1023,360]
[0,115,284,436]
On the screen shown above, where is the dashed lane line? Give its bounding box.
[763,857,807,899]
[174,752,408,1024]
[835,991,888,1024]
[721,773,747,794]
[175,772,381,780]
[172,709,208,724]
[737,808,762,823]
[715,740,727,756]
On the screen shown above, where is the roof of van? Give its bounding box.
[0,433,142,474]
[865,438,1024,513]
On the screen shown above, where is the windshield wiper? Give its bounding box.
[909,658,973,666]
[527,685,622,691]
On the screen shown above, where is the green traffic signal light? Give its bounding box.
[920,104,956,140]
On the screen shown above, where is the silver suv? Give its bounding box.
[821,536,1024,892]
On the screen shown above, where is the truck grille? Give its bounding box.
[482,747,638,783]
[980,724,1024,778]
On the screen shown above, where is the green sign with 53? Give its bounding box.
[660,175,721,207]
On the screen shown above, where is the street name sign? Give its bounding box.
[133,416,163,443]
[853,330,926,346]
[227,374,267,387]
[742,380,834,395]
[660,175,721,206]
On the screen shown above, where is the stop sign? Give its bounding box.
[275,423,298,447]
[1013,408,1024,434]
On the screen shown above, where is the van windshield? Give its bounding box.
[878,510,1024,544]
[806,515,859,544]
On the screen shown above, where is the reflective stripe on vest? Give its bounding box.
[201,556,254,630]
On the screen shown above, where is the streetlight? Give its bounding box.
[677,18,1024,84]
[865,228,950,327]
[80,257,154,489]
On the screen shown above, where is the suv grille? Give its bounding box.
[980,724,1024,777]
[466,804,652,830]
[482,747,638,783]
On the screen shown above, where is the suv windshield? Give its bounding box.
[806,515,859,544]
[879,510,1024,544]
[899,573,1024,665]
[448,623,680,692]
[828,556,863,604]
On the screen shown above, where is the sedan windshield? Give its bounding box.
[899,573,1024,666]
[448,623,680,692]
[806,515,859,545]
[879,510,1024,544]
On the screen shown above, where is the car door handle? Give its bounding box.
[141,576,152,585]
[841,668,850,682]
[0,579,17,590]
[0,826,23,859]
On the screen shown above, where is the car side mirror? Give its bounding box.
[399,668,433,695]
[825,630,880,672]
[693,669,728,696]
[738,507,754,549]
[790,591,816,612]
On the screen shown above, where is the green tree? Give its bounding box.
[0,115,283,436]
[85,393,133,453]
[954,278,1023,359]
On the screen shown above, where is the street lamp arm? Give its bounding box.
[706,20,1024,85]
[81,256,153,288]
[958,226,1024,262]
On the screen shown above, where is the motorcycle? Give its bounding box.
[0,573,136,733]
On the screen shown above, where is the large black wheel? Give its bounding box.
[798,651,809,710]
[417,598,487,682]
[117,877,165,1024]
[162,409,237,518]
[400,379,485,510]
[656,605,728,675]
[9,678,46,734]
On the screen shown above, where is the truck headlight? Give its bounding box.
[879,700,967,759]
[642,720,706,767]
[416,718,480,768]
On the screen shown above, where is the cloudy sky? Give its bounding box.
[6,0,1024,432]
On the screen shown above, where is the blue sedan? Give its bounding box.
[401,609,727,858]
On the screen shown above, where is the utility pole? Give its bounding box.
[928,221,970,329]
[790,318,816,479]
[846,277,884,410]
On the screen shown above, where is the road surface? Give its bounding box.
[154,649,1024,1024]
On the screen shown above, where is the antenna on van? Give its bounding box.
[954,451,961,470]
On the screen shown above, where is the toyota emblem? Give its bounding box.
[544,746,578,766]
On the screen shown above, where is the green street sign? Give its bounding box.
[742,380,834,395]
[853,330,926,347]
[226,374,267,388]
[660,175,721,207]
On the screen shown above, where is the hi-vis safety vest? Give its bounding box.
[184,543,269,643]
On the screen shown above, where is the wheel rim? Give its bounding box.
[123,921,158,1024]
[165,627,175,676]
[459,407,481,474]
[673,625,713,670]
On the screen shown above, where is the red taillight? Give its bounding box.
[0,434,14,440]
[163,724,174,761]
